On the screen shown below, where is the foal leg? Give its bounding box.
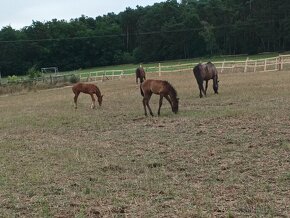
[142,98,148,116]
[158,96,163,116]
[73,92,80,109]
[145,94,154,116]
[90,94,96,109]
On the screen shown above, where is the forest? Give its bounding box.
[0,0,290,76]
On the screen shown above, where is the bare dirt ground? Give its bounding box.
[0,70,289,217]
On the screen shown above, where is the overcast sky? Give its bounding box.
[1,0,165,30]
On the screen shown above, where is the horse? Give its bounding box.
[72,82,103,109]
[135,67,146,84]
[193,62,219,98]
[140,79,179,116]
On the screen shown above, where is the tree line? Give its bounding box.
[0,0,289,76]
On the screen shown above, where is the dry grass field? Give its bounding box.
[0,70,290,217]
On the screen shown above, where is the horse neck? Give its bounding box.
[95,87,101,98]
[168,87,177,104]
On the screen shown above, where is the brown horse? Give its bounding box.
[140,79,179,116]
[193,62,219,98]
[136,67,146,84]
[72,82,103,109]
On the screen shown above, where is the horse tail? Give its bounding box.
[193,65,206,96]
[140,84,144,97]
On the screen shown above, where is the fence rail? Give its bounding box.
[78,54,290,81]
[2,54,290,85]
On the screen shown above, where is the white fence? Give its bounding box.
[79,54,290,81]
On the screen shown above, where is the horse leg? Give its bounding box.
[142,97,148,116]
[198,82,206,98]
[90,94,96,109]
[158,96,163,116]
[145,93,154,116]
[74,92,79,109]
[205,80,208,95]
[199,87,203,98]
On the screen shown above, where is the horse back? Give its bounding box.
[72,83,98,94]
[194,63,217,81]
[141,79,169,95]
[136,67,145,77]
[206,62,218,78]
[193,64,205,83]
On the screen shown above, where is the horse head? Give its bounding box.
[172,97,179,114]
[213,77,219,94]
[98,95,103,106]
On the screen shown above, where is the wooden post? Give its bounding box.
[221,60,225,73]
[119,70,124,79]
[280,55,283,71]
[254,61,257,73]
[158,63,161,77]
[244,57,249,73]
[264,59,267,71]
[275,57,278,71]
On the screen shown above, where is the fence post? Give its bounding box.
[264,59,267,71]
[221,60,225,73]
[279,55,283,71]
[244,57,249,73]
[232,64,235,73]
[254,61,257,73]
[119,70,124,79]
[158,63,161,77]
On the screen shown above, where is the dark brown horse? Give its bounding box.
[136,67,146,84]
[193,62,219,98]
[140,79,179,116]
[72,82,103,109]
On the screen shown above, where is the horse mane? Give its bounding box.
[164,81,177,98]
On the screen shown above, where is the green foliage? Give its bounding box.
[27,65,42,79]
[69,74,80,84]
[1,0,290,76]
[7,75,19,83]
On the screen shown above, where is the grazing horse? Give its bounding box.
[135,67,146,84]
[72,82,103,109]
[193,62,219,98]
[140,79,179,116]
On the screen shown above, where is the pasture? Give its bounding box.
[0,70,289,217]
